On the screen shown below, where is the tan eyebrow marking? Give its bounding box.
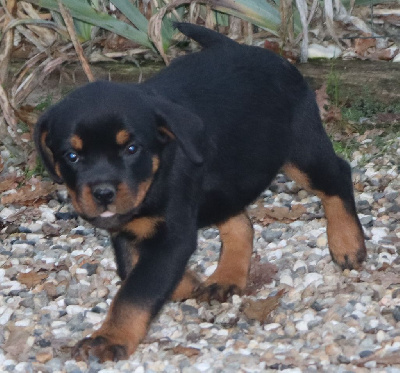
[116,130,130,145]
[70,135,83,151]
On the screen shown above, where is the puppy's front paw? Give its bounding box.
[72,335,129,363]
[193,283,243,303]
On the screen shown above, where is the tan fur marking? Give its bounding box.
[67,187,83,214]
[55,163,62,179]
[134,179,153,208]
[205,212,254,290]
[70,135,83,151]
[80,185,100,217]
[283,163,365,268]
[40,131,55,165]
[90,301,150,360]
[171,270,201,301]
[116,130,130,146]
[158,126,175,140]
[319,194,365,266]
[283,164,312,190]
[124,216,164,240]
[152,155,160,174]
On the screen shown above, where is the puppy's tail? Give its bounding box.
[174,22,236,49]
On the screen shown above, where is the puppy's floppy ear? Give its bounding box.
[34,113,64,184]
[154,97,204,166]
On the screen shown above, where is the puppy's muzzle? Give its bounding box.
[92,183,116,206]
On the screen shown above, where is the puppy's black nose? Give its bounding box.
[92,184,116,205]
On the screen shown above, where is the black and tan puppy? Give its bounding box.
[35,23,366,362]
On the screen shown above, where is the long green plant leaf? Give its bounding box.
[26,0,154,49]
[211,0,282,35]
[110,0,148,33]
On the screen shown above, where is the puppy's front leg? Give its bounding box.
[72,218,198,362]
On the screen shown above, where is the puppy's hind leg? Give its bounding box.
[283,133,366,270]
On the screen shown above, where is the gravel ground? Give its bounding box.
[1,131,400,373]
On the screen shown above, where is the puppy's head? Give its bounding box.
[35,81,204,230]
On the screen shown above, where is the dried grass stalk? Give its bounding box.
[57,0,94,82]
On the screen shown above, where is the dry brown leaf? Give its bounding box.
[315,84,329,120]
[17,271,48,288]
[3,325,33,359]
[246,255,278,295]
[241,289,285,323]
[1,181,56,205]
[265,204,306,221]
[354,34,376,56]
[361,271,400,289]
[172,345,200,357]
[0,173,21,193]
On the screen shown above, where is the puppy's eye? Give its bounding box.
[66,152,79,163]
[126,144,137,155]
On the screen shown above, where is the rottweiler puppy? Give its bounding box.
[35,22,366,362]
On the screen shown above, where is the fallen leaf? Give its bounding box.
[354,34,376,56]
[246,255,278,295]
[172,345,200,357]
[17,271,48,288]
[265,204,306,221]
[3,325,33,359]
[361,271,400,289]
[1,181,56,205]
[315,84,329,120]
[241,289,285,323]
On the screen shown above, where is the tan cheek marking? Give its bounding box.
[116,130,130,146]
[152,155,160,174]
[134,179,153,208]
[116,182,136,213]
[70,135,83,151]
[124,216,164,240]
[67,187,83,214]
[80,185,99,217]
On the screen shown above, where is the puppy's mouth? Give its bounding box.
[85,209,137,230]
[100,210,116,218]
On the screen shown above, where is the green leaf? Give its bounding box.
[26,0,154,49]
[110,0,148,33]
[212,0,282,35]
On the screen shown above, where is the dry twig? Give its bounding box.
[57,0,94,82]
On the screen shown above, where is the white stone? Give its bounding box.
[0,308,14,325]
[280,274,294,287]
[1,208,16,220]
[41,210,56,223]
[204,263,217,277]
[308,44,342,59]
[316,235,328,247]
[393,53,400,62]
[85,312,103,324]
[293,260,306,272]
[296,321,309,331]
[66,305,84,315]
[303,273,323,288]
[371,227,389,243]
